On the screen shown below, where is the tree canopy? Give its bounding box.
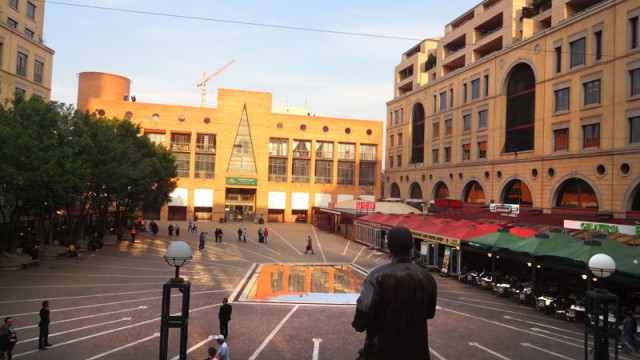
[0,96,177,254]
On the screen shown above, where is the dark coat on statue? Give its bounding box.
[352,257,438,359]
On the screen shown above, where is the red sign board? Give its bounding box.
[434,199,461,208]
[356,201,376,210]
[434,199,448,207]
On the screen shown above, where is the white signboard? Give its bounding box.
[420,243,429,255]
[169,188,188,206]
[268,192,286,209]
[193,189,213,207]
[490,203,520,214]
[563,220,636,236]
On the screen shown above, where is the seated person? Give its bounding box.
[68,244,78,258]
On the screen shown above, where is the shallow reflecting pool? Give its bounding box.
[241,263,366,304]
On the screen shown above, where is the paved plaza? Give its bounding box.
[0,221,618,360]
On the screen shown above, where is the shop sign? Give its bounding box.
[490,203,520,214]
[356,201,376,210]
[563,220,636,236]
[434,199,462,208]
[226,177,257,186]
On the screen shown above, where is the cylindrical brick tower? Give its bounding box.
[77,72,131,111]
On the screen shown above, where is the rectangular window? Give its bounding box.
[583,79,600,106]
[14,87,25,97]
[397,133,403,145]
[34,60,44,83]
[269,138,288,156]
[631,116,640,144]
[462,114,471,131]
[194,153,215,179]
[484,74,489,97]
[360,144,377,161]
[631,16,639,49]
[554,128,569,151]
[175,153,190,178]
[359,162,376,186]
[145,132,165,147]
[570,38,586,68]
[8,0,17,9]
[432,148,439,164]
[293,139,311,158]
[316,141,334,159]
[314,160,333,184]
[432,122,440,139]
[631,68,640,97]
[338,142,355,160]
[478,110,488,129]
[389,135,394,147]
[292,159,310,183]
[471,79,480,100]
[478,140,487,159]
[449,88,454,108]
[7,18,17,29]
[594,30,602,61]
[439,91,447,111]
[554,88,570,112]
[463,83,467,103]
[16,52,27,77]
[433,95,437,114]
[27,1,36,19]
[196,133,216,152]
[396,155,402,168]
[462,143,471,161]
[444,147,451,162]
[268,158,287,182]
[171,133,191,152]
[555,46,562,73]
[445,119,453,136]
[583,123,600,148]
[24,28,34,38]
[337,161,355,185]
[388,156,394,168]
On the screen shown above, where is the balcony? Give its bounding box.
[473,36,503,61]
[171,142,190,152]
[314,176,333,184]
[338,151,355,161]
[268,174,287,182]
[474,12,503,43]
[316,151,333,159]
[443,34,466,59]
[195,144,216,153]
[360,153,376,161]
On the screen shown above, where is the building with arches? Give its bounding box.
[386,0,640,221]
[77,72,382,223]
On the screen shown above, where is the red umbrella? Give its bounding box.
[509,227,538,238]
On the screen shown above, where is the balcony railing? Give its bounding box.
[268,174,288,182]
[292,175,310,183]
[338,177,354,185]
[171,142,190,152]
[314,176,333,184]
[269,149,288,156]
[293,151,310,158]
[360,153,376,161]
[316,151,333,159]
[195,144,216,153]
[338,152,355,160]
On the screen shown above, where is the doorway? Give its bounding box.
[224,188,256,221]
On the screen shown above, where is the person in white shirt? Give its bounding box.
[215,335,229,360]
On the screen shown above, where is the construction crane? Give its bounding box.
[197,59,236,107]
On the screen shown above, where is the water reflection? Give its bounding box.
[245,264,365,304]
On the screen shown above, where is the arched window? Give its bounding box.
[411,103,425,164]
[409,182,423,199]
[631,185,640,211]
[504,64,535,153]
[433,182,450,199]
[503,180,532,206]
[390,183,401,198]
[555,179,598,209]
[464,181,485,203]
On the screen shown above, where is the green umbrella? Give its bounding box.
[464,228,523,251]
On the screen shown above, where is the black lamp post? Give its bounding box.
[160,241,192,360]
[584,253,618,360]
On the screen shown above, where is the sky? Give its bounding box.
[44,0,479,121]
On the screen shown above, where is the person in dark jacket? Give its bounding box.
[218,298,233,340]
[0,316,18,360]
[352,226,438,360]
[38,301,52,350]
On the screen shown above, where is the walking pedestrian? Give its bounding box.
[622,311,637,354]
[305,235,314,254]
[258,227,264,243]
[217,228,223,242]
[199,232,206,251]
[263,228,269,243]
[0,316,17,360]
[237,228,243,242]
[38,301,52,350]
[215,335,229,360]
[218,298,232,340]
[352,226,437,360]
[129,227,137,243]
[168,224,174,236]
[242,228,248,242]
[175,224,181,237]
[187,219,193,233]
[192,221,198,233]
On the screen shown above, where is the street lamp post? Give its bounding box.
[584,253,618,360]
[159,241,192,360]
